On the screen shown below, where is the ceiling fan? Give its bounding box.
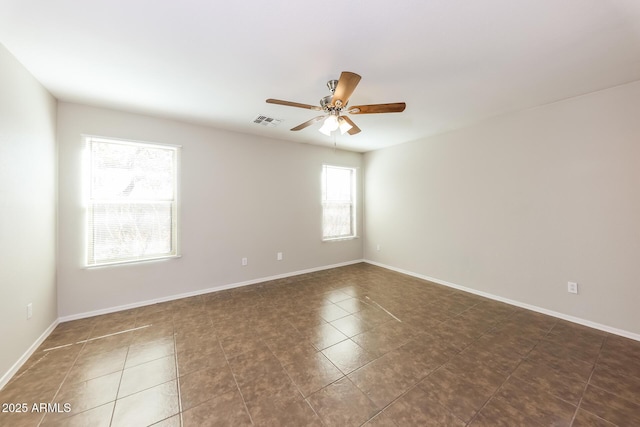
[266,71,406,136]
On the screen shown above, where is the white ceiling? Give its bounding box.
[2,1,640,152]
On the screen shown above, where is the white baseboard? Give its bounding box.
[364,259,640,342]
[59,259,365,322]
[0,318,59,391]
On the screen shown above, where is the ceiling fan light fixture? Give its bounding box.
[319,115,339,135]
[318,124,332,136]
[338,117,353,135]
[325,115,340,130]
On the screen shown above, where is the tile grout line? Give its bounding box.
[41,325,152,353]
[346,302,493,426]
[449,310,555,426]
[274,288,382,424]
[567,333,608,427]
[464,318,607,425]
[316,274,552,424]
[263,331,326,423]
[218,327,255,425]
[319,291,495,424]
[172,315,184,427]
[108,331,131,427]
[38,319,174,426]
[36,324,95,427]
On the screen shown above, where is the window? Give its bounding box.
[322,165,356,240]
[86,137,179,266]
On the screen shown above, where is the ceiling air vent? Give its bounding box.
[253,115,283,127]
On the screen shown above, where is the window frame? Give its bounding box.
[321,164,357,241]
[84,136,180,267]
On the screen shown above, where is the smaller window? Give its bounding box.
[322,165,356,240]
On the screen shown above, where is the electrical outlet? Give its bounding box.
[568,282,578,294]
[277,252,283,261]
[241,257,248,266]
[27,303,32,319]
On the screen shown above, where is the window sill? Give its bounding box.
[84,254,182,269]
[322,236,359,243]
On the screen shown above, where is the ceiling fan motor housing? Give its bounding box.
[320,95,336,112]
[322,79,346,112]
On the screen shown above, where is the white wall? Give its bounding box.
[0,44,58,383]
[57,103,363,318]
[364,81,640,336]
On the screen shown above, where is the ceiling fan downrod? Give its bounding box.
[321,80,340,112]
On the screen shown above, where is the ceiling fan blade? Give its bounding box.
[348,102,406,114]
[331,71,361,108]
[341,116,361,135]
[266,98,322,111]
[291,115,326,131]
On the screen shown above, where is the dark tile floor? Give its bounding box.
[1,263,639,426]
